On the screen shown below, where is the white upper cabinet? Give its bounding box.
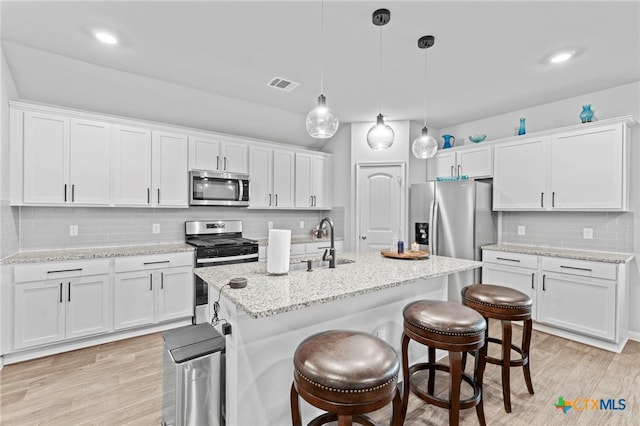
[493,119,631,211]
[188,135,248,174]
[249,145,294,208]
[427,145,492,181]
[112,125,153,206]
[294,153,332,209]
[152,131,188,207]
[493,136,548,210]
[549,124,626,210]
[21,112,110,205]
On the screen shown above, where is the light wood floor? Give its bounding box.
[1,324,638,425]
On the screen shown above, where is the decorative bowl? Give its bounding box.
[468,134,487,143]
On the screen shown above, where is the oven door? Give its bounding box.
[190,170,249,206]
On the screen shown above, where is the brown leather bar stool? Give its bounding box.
[291,330,403,426]
[461,284,534,413]
[401,300,487,426]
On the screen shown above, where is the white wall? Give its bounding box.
[439,81,640,339]
[1,46,20,260]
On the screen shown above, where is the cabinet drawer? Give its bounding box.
[114,252,193,273]
[541,257,616,280]
[482,250,537,269]
[14,259,110,283]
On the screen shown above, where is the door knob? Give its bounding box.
[360,235,367,240]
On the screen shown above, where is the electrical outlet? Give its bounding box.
[299,221,305,229]
[583,228,593,239]
[268,221,273,229]
[517,226,526,236]
[69,225,78,236]
[152,223,160,234]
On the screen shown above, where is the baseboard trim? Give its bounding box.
[627,330,640,342]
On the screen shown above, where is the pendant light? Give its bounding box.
[306,0,339,139]
[412,35,438,159]
[366,8,394,150]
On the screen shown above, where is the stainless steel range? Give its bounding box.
[186,220,259,324]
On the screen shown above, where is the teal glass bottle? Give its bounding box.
[580,105,594,123]
[518,118,526,135]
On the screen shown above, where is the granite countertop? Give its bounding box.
[195,250,481,319]
[1,243,194,265]
[482,243,633,264]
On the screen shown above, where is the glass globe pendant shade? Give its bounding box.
[366,114,395,150]
[306,94,339,139]
[412,126,438,159]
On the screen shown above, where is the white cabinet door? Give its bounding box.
[112,125,153,206]
[249,145,273,208]
[312,155,332,208]
[493,137,548,210]
[457,146,493,179]
[550,124,625,210]
[66,275,111,339]
[188,136,221,171]
[427,151,456,181]
[14,281,66,349]
[272,149,294,208]
[482,264,538,321]
[538,273,616,341]
[152,131,188,207]
[23,112,69,204]
[69,119,111,205]
[157,267,193,322]
[294,153,312,208]
[221,140,249,174]
[113,271,155,330]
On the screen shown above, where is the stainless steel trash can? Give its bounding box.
[162,324,225,426]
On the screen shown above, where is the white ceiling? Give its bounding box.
[2,1,639,147]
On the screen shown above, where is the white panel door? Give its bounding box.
[153,131,188,207]
[66,275,111,339]
[157,267,194,322]
[249,146,273,207]
[112,125,152,206]
[188,136,220,171]
[221,141,249,173]
[294,153,312,208]
[23,112,69,204]
[493,137,548,210]
[14,281,66,349]
[272,149,294,208]
[69,119,111,205]
[550,124,624,210]
[113,271,155,330]
[357,163,404,251]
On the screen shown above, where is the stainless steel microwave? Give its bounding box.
[189,170,250,206]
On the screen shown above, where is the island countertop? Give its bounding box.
[195,251,481,319]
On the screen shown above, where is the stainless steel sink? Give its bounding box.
[289,258,355,272]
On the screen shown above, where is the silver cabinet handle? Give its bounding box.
[157,188,160,204]
[224,157,227,171]
[160,272,164,289]
[531,273,535,289]
[143,260,170,265]
[47,268,82,274]
[68,282,71,302]
[313,195,317,207]
[71,184,75,202]
[552,192,556,207]
[216,155,220,170]
[457,164,461,177]
[497,257,520,263]
[541,192,544,208]
[268,194,272,206]
[64,184,68,202]
[450,165,454,177]
[310,195,313,207]
[147,188,151,204]
[59,283,63,303]
[149,274,153,291]
[542,274,546,291]
[560,265,592,272]
[275,194,278,206]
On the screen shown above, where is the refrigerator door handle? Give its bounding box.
[431,201,439,255]
[428,200,435,253]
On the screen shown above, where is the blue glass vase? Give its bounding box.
[580,104,594,123]
[518,118,526,135]
[442,134,455,149]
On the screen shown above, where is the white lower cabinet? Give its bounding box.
[114,253,193,330]
[13,260,111,350]
[482,249,624,347]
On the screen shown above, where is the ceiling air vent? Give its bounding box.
[266,76,299,92]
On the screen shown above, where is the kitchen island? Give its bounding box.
[195,250,481,425]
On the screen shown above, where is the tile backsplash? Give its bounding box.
[17,206,344,251]
[501,211,634,253]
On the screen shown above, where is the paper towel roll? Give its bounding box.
[267,229,291,275]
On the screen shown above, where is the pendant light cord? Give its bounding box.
[320,0,324,95]
[378,25,383,114]
[423,48,428,127]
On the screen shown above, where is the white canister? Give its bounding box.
[267,229,292,275]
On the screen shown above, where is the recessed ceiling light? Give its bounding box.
[549,50,575,64]
[95,32,118,45]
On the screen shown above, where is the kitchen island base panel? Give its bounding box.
[219,276,449,426]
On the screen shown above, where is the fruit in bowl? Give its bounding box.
[468,134,487,143]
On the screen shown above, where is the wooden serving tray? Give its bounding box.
[380,249,430,260]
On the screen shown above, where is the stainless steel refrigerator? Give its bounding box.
[410,179,497,302]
